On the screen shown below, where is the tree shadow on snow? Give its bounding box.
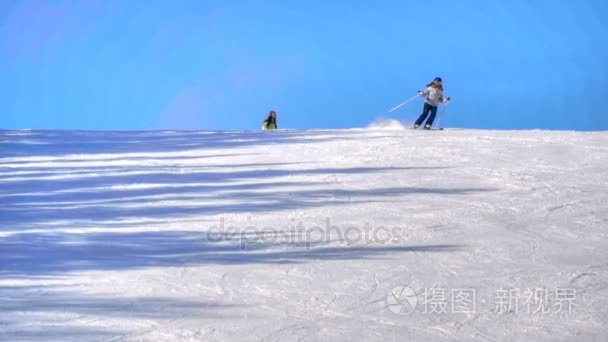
[0,230,465,277]
[0,284,239,340]
[1,130,483,275]
[0,161,480,228]
[0,129,397,158]
[0,129,482,337]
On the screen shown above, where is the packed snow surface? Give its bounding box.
[1,128,607,341]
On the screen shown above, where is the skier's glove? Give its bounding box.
[446,97,451,102]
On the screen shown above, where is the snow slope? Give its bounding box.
[1,128,607,341]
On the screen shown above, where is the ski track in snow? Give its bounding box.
[1,128,607,341]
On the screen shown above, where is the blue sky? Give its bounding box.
[1,0,607,130]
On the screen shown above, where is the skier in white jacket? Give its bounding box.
[414,77,451,129]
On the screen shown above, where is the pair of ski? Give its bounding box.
[411,127,444,130]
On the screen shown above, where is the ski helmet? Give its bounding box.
[434,77,442,83]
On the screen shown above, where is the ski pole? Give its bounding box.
[435,102,449,128]
[387,94,419,113]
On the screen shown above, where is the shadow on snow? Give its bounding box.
[0,129,484,335]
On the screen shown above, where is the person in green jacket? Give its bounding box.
[262,110,278,130]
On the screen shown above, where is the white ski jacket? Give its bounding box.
[420,86,448,107]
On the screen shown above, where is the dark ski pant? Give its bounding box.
[415,102,438,127]
[267,118,277,128]
[263,118,277,129]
